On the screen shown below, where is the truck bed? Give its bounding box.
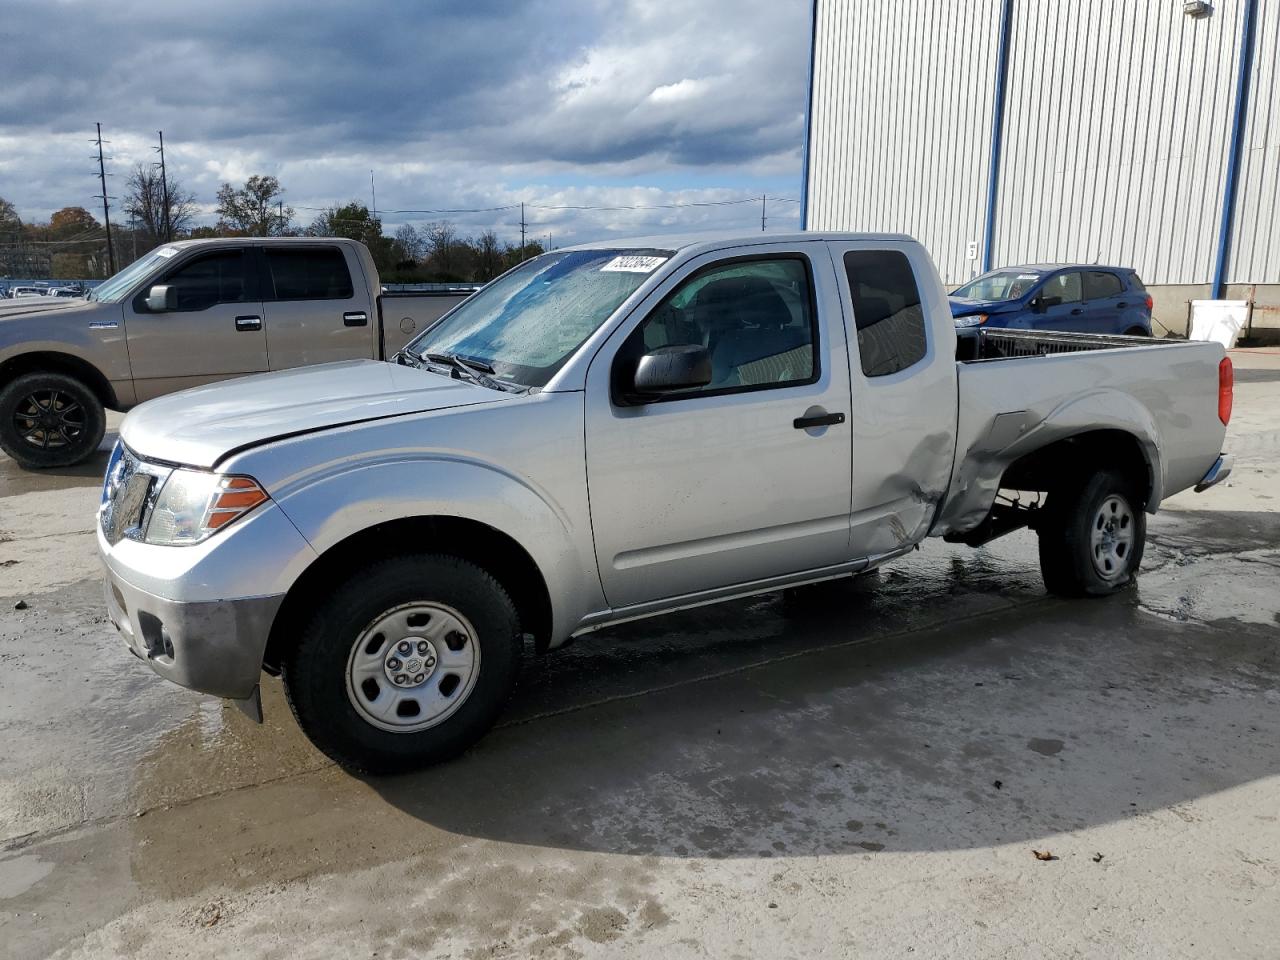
[934,328,1227,536]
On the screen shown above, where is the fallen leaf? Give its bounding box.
[1092,853,1104,863]
[993,780,1003,790]
[1032,849,1057,862]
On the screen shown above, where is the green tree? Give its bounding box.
[215,175,292,236]
[309,202,397,269]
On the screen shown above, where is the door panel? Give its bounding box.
[1033,271,1086,332]
[260,245,374,368]
[829,240,959,558]
[584,245,853,609]
[123,248,267,401]
[1081,270,1124,333]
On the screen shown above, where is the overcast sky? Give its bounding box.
[0,0,810,246]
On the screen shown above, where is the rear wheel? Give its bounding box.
[0,371,106,469]
[1037,468,1145,597]
[1124,326,1149,337]
[281,553,522,774]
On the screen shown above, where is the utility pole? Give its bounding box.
[93,122,116,275]
[546,231,551,252]
[370,170,377,221]
[129,211,137,262]
[155,130,172,241]
[760,195,767,232]
[519,202,527,254]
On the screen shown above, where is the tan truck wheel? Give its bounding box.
[0,371,106,469]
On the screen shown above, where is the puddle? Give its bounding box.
[0,853,55,899]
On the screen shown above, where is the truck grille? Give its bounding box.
[100,443,171,545]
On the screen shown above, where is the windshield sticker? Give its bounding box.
[155,247,178,258]
[600,255,667,273]
[1016,273,1038,280]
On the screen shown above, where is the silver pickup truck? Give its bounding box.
[97,231,1233,773]
[0,237,466,469]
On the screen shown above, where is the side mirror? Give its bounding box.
[1035,295,1062,312]
[146,284,177,312]
[629,344,712,400]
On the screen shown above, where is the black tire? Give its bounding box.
[1037,468,1146,597]
[281,553,522,775]
[0,371,106,469]
[1124,326,1149,337]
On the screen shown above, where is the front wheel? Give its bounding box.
[282,554,522,774]
[1037,469,1146,597]
[0,371,106,468]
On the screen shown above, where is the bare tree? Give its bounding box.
[394,223,426,262]
[475,229,502,281]
[425,221,457,276]
[123,164,196,247]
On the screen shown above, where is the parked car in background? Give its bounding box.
[950,264,1152,336]
[0,237,471,469]
[98,230,1232,773]
[8,286,45,299]
[46,287,84,298]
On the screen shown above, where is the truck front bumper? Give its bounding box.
[1195,453,1234,493]
[97,498,315,703]
[105,565,283,701]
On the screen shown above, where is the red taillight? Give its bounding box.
[1144,295,1153,311]
[1218,356,1233,425]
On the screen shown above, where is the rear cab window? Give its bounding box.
[264,247,355,300]
[842,250,927,377]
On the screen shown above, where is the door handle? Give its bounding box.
[793,411,845,430]
[234,315,262,331]
[1116,301,1128,308]
[1070,308,1083,315]
[343,311,369,327]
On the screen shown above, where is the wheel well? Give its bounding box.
[1001,429,1153,507]
[0,352,117,409]
[263,516,554,673]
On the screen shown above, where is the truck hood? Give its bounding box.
[948,296,1019,318]
[120,360,508,468]
[0,297,97,320]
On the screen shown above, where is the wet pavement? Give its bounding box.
[1,351,1278,959]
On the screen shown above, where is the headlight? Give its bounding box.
[954,314,988,328]
[144,469,269,545]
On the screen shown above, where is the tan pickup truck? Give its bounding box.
[0,237,469,469]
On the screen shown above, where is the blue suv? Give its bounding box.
[950,264,1152,336]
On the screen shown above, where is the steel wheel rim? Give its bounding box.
[345,601,481,733]
[12,389,84,449]
[1090,494,1135,580]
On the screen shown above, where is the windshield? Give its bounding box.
[406,248,672,388]
[89,247,179,302]
[952,269,1044,302]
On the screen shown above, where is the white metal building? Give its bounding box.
[801,0,1278,323]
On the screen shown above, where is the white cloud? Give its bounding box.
[0,0,810,245]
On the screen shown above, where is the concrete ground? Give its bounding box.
[1,351,1278,959]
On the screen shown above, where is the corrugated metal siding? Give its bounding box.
[992,1,1244,285]
[805,0,1003,283]
[1227,0,1280,283]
